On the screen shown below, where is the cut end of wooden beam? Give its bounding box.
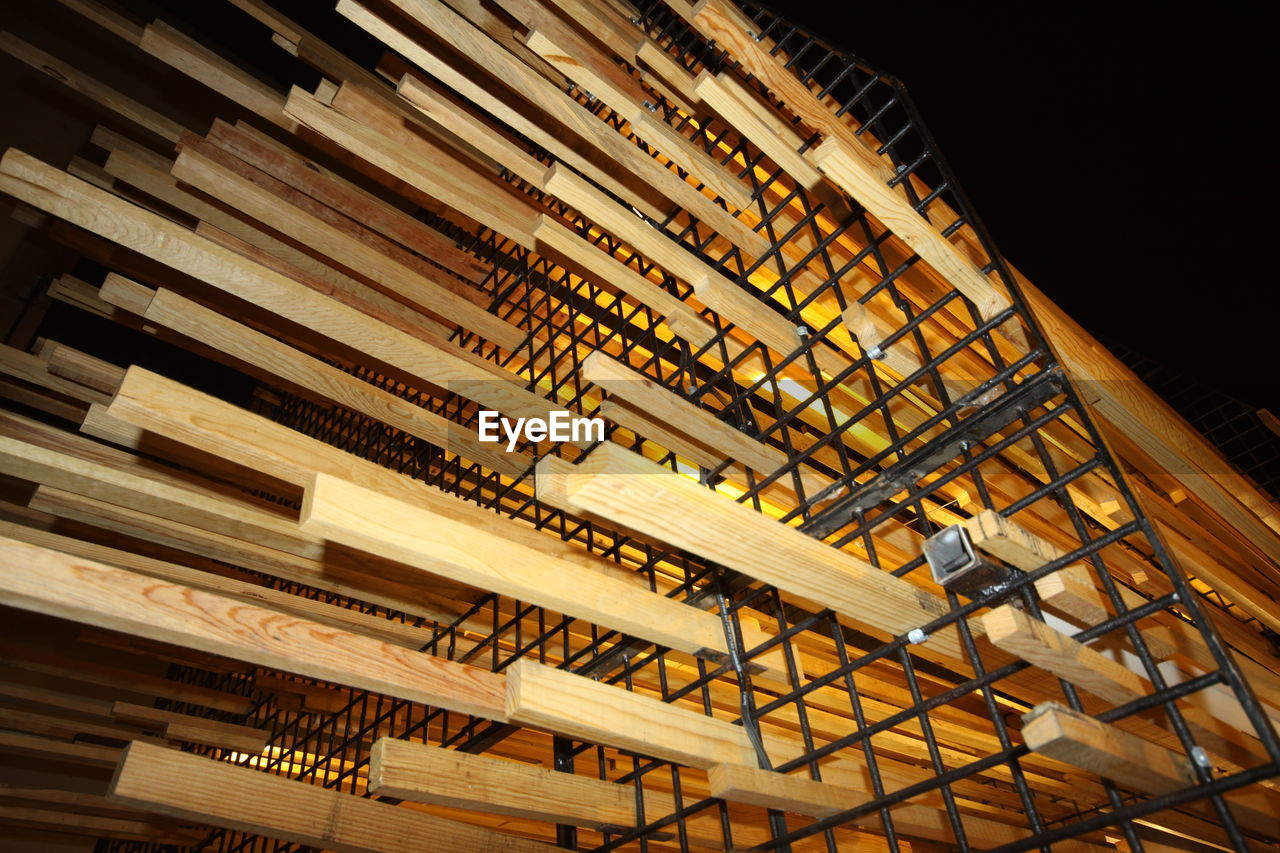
[707,763,860,818]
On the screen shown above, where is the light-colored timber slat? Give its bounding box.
[370,737,637,831]
[114,282,528,477]
[109,740,556,852]
[505,658,758,769]
[982,604,1147,706]
[1023,702,1279,838]
[299,471,732,662]
[546,442,961,661]
[704,763,1055,849]
[0,148,567,427]
[168,144,524,351]
[0,536,509,720]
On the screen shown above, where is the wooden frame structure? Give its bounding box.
[0,0,1277,851]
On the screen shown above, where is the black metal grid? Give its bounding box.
[97,1,1280,852]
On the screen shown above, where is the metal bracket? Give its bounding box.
[923,524,1021,601]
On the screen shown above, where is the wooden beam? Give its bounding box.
[706,763,1038,848]
[138,20,290,129]
[204,119,492,286]
[964,510,1110,624]
[505,658,758,768]
[168,145,523,351]
[370,737,636,831]
[0,33,184,143]
[299,472,733,662]
[0,730,119,768]
[118,282,528,477]
[0,148,561,426]
[0,536,509,720]
[1023,703,1277,839]
[545,443,961,662]
[110,701,269,753]
[102,367,630,587]
[0,804,202,844]
[982,605,1146,706]
[108,740,556,851]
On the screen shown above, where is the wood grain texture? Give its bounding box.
[370,738,636,830]
[0,148,558,425]
[549,444,962,662]
[982,605,1145,706]
[300,472,730,659]
[0,536,509,720]
[136,285,527,477]
[169,145,522,350]
[505,658,757,768]
[109,740,555,852]
[1023,702,1278,838]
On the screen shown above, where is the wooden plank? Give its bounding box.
[342,0,668,222]
[90,125,171,171]
[303,82,538,245]
[0,33,184,143]
[0,345,112,406]
[530,214,716,345]
[682,0,1010,324]
[204,119,492,286]
[543,163,806,359]
[0,730,119,768]
[0,377,86,423]
[505,658,757,768]
[99,145,461,347]
[300,472,735,662]
[0,638,252,715]
[1016,269,1280,571]
[103,367,631,588]
[694,70,850,216]
[179,132,489,312]
[127,283,528,477]
[111,701,269,753]
[584,350,785,476]
[706,764,1037,849]
[51,0,145,44]
[0,430,321,562]
[813,138,1008,319]
[350,0,768,255]
[369,737,636,831]
[0,148,562,426]
[545,443,961,662]
[522,23,753,211]
[108,740,556,852]
[168,145,524,351]
[964,510,1111,623]
[0,536,509,720]
[138,20,291,129]
[42,342,125,395]
[25,484,472,627]
[1023,702,1278,839]
[843,301,922,379]
[0,804,202,844]
[982,605,1146,706]
[1034,564,1110,626]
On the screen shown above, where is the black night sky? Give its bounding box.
[777,1,1275,409]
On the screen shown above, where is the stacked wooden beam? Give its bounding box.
[0,0,1276,850]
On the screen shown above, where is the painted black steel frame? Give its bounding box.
[99,1,1279,851]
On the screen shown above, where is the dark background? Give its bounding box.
[775,1,1275,409]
